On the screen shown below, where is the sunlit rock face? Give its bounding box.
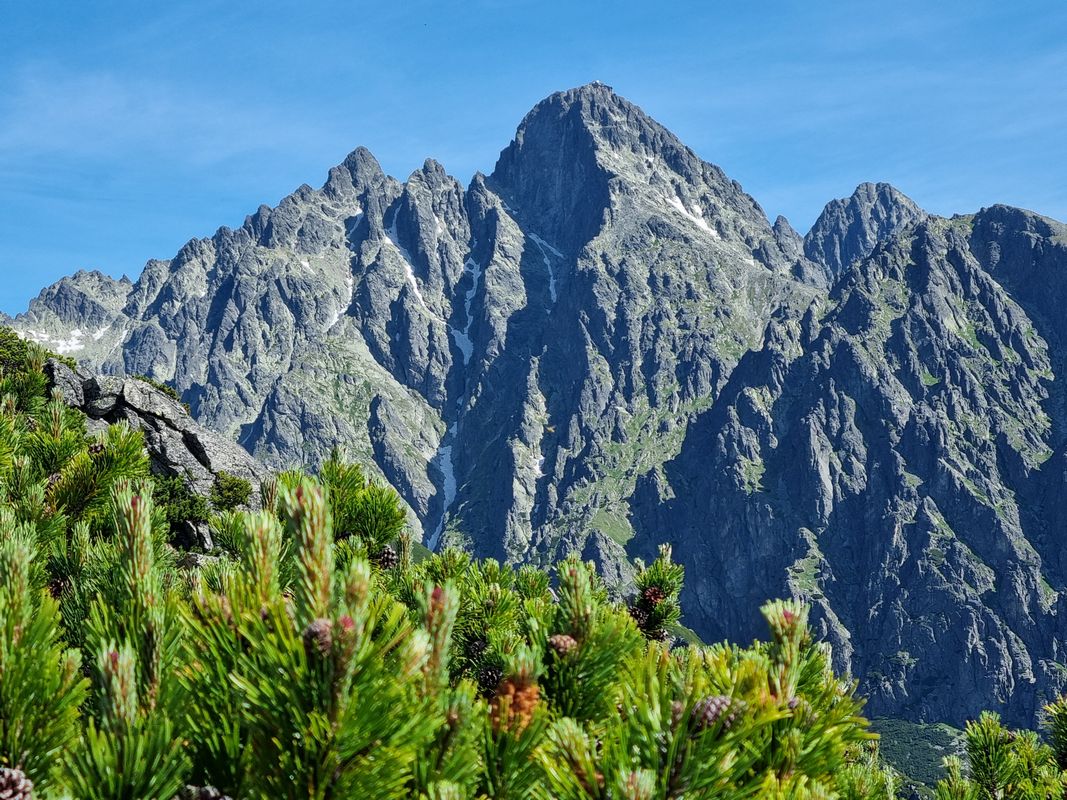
[13,82,1067,727]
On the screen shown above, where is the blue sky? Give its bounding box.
[1,0,1065,313]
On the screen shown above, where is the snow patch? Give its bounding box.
[326,274,354,330]
[449,327,473,364]
[344,210,365,237]
[385,215,428,309]
[427,423,458,551]
[55,330,85,354]
[92,324,111,341]
[448,255,484,365]
[528,233,561,303]
[24,328,87,354]
[529,233,562,258]
[667,196,719,238]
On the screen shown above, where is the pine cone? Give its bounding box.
[648,626,671,643]
[25,418,37,432]
[548,633,578,657]
[0,767,33,800]
[477,664,503,695]
[88,442,106,456]
[641,585,667,607]
[373,544,399,570]
[628,604,650,628]
[464,635,489,661]
[302,618,333,660]
[47,575,69,599]
[692,695,745,733]
[46,472,61,489]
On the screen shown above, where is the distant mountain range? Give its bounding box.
[9,82,1067,727]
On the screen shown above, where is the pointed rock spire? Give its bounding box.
[804,182,926,278]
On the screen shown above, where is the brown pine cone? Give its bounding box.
[372,544,399,570]
[548,633,578,657]
[88,442,106,456]
[628,604,650,628]
[641,585,667,606]
[692,695,745,733]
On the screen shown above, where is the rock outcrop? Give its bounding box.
[45,358,269,506]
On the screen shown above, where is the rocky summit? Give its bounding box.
[9,82,1067,727]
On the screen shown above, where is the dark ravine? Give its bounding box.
[8,83,1067,726]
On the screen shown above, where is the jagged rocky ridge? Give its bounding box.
[8,83,819,558]
[8,83,1067,726]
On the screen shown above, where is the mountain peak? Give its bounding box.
[512,82,676,151]
[487,86,630,250]
[851,181,916,207]
[491,83,733,252]
[323,145,387,201]
[541,80,619,107]
[804,182,926,277]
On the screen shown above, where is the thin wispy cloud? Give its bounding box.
[0,66,337,166]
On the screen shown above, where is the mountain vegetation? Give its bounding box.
[0,326,894,798]
[3,321,1067,798]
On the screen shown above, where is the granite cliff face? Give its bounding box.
[9,83,1067,726]
[634,207,1067,726]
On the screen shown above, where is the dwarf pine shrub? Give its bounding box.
[0,324,1063,799]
